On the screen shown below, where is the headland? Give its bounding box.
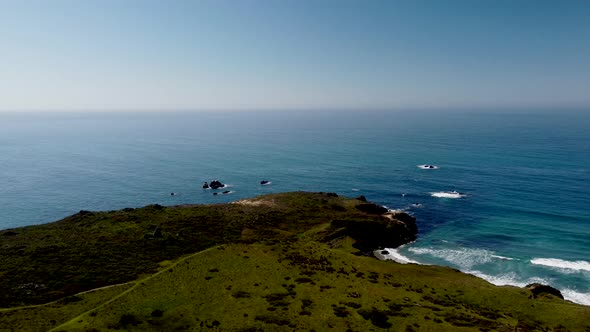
[0,192,588,331]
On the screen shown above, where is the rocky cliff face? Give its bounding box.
[324,202,418,254]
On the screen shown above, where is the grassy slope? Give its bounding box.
[0,192,364,307]
[1,192,589,331]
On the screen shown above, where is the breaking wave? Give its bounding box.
[431,191,465,198]
[376,246,421,264]
[530,258,590,272]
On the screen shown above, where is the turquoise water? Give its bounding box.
[1,110,589,305]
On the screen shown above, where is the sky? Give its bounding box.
[0,0,589,112]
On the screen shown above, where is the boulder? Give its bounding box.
[526,283,564,300]
[202,182,210,189]
[210,180,225,189]
[356,195,367,202]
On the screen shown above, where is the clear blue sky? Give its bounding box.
[1,0,589,111]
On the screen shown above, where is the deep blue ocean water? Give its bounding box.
[1,110,589,305]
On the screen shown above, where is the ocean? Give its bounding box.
[1,110,589,305]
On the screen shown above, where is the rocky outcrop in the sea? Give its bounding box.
[526,283,564,300]
[210,180,225,189]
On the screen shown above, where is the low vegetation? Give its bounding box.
[1,192,588,331]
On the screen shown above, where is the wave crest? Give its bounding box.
[375,247,420,264]
[431,191,464,198]
[530,258,590,272]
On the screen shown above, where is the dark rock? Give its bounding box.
[356,195,367,202]
[526,283,564,300]
[329,212,417,252]
[381,250,389,255]
[78,210,93,216]
[260,180,270,185]
[210,180,225,189]
[2,231,17,236]
[213,192,218,196]
[202,182,209,189]
[355,203,388,215]
[222,190,231,194]
[122,208,135,212]
[327,192,338,197]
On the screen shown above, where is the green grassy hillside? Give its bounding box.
[1,192,588,331]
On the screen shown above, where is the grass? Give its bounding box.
[1,192,589,331]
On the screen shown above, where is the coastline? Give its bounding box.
[1,192,589,331]
[375,244,590,306]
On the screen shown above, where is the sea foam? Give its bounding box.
[467,270,590,306]
[530,258,590,272]
[376,246,420,264]
[431,191,464,199]
[408,247,493,269]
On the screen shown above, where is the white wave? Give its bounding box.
[467,270,549,288]
[561,289,590,306]
[378,247,590,306]
[430,191,464,198]
[351,188,360,192]
[467,271,590,306]
[531,258,590,272]
[417,164,439,170]
[491,255,515,261]
[408,247,494,269]
[387,208,407,213]
[375,247,421,264]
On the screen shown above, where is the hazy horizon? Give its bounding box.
[1,0,589,112]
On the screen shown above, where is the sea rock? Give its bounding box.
[526,283,564,300]
[210,180,225,189]
[202,182,210,189]
[260,180,270,185]
[356,195,367,202]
